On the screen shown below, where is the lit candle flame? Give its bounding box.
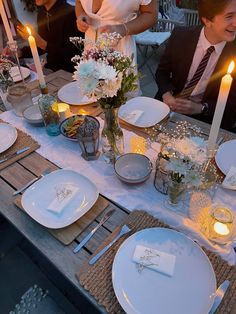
[213,222,230,236]
[228,61,235,74]
[26,26,31,36]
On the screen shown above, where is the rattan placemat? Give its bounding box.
[14,194,109,245]
[77,210,236,314]
[0,120,40,170]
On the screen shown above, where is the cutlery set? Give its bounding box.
[0,146,30,164]
[13,168,51,196]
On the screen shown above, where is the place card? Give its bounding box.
[222,166,236,190]
[47,184,79,214]
[123,110,144,124]
[133,244,176,276]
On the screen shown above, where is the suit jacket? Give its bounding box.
[155,26,236,132]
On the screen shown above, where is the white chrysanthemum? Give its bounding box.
[96,62,117,81]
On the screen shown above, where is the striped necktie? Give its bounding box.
[179,46,215,99]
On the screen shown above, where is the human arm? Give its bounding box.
[99,0,158,37]
[75,0,91,32]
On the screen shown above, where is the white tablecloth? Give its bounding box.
[1,110,236,265]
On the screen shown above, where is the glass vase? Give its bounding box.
[154,153,169,194]
[167,178,186,206]
[0,77,14,111]
[101,107,124,163]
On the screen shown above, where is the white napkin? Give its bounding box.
[133,244,176,276]
[222,166,236,190]
[47,184,79,214]
[123,110,144,124]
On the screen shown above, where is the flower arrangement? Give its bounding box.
[70,33,138,109]
[158,122,208,187]
[70,33,139,162]
[0,56,14,89]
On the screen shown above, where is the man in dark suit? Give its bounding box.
[155,0,236,132]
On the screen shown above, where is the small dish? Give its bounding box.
[23,105,44,127]
[114,153,152,184]
[60,115,86,141]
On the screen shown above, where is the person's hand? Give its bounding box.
[76,15,91,32]
[99,24,127,37]
[17,25,47,50]
[174,98,202,115]
[162,91,177,111]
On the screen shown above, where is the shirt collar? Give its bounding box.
[199,28,226,55]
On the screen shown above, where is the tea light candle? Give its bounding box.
[130,136,146,155]
[213,222,230,236]
[52,102,70,122]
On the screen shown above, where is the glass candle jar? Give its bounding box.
[38,94,60,136]
[7,84,33,116]
[201,204,235,244]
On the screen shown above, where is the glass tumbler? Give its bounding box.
[7,84,33,116]
[38,94,60,136]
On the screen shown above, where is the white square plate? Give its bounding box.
[118,96,170,128]
[21,169,99,229]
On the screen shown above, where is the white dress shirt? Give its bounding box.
[185,28,226,98]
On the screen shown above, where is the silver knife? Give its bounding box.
[0,146,30,164]
[73,209,115,253]
[208,280,230,314]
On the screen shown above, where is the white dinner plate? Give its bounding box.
[10,66,31,83]
[215,140,236,175]
[0,123,17,153]
[118,96,170,128]
[21,169,99,229]
[58,81,96,105]
[112,228,216,314]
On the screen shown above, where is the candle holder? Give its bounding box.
[51,102,71,123]
[8,40,25,83]
[200,204,236,244]
[77,116,100,161]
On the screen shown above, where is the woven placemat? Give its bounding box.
[14,194,109,245]
[0,120,40,170]
[77,210,236,314]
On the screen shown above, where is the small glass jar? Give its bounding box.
[7,84,33,116]
[154,153,169,194]
[38,94,60,136]
[201,205,235,244]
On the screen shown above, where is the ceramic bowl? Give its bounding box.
[114,153,152,184]
[60,115,85,141]
[23,105,44,127]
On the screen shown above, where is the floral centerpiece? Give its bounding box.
[156,122,209,205]
[0,56,14,89]
[70,34,138,162]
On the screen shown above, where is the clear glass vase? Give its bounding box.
[167,179,186,206]
[101,107,124,163]
[0,77,14,111]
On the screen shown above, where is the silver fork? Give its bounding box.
[89,224,131,265]
[13,169,51,196]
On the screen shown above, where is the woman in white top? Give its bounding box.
[75,0,158,63]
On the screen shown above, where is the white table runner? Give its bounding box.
[1,110,236,265]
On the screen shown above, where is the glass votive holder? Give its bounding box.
[201,204,235,244]
[77,116,100,161]
[51,102,71,123]
[38,94,60,136]
[7,84,33,117]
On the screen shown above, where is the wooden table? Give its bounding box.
[0,70,235,313]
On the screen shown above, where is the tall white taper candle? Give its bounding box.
[207,61,234,156]
[0,0,13,43]
[26,26,46,87]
